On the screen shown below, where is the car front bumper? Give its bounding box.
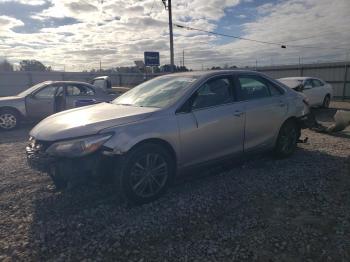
[26,139,115,182]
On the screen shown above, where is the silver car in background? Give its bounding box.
[0,81,116,130]
[26,70,310,204]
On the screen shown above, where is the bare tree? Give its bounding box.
[0,59,14,72]
[19,60,51,71]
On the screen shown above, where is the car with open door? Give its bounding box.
[26,70,310,204]
[277,77,333,108]
[0,81,116,130]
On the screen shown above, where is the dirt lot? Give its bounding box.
[0,102,349,262]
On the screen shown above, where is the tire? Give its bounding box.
[274,120,299,158]
[0,108,20,131]
[116,143,175,205]
[49,166,68,190]
[322,95,331,108]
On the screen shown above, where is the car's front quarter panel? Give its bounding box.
[0,96,27,117]
[102,112,180,163]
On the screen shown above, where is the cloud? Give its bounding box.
[0,15,24,31]
[0,0,349,71]
[0,0,46,5]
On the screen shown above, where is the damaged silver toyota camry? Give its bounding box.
[26,70,310,204]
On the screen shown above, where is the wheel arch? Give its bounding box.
[128,138,177,166]
[0,106,23,119]
[276,116,300,142]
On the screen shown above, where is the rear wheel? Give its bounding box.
[274,120,299,158]
[322,95,330,108]
[116,143,175,205]
[0,109,20,131]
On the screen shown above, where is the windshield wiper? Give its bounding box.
[116,103,133,106]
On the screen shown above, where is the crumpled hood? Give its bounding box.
[30,102,159,141]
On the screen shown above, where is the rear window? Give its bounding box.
[278,79,303,89]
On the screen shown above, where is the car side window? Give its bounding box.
[237,76,271,101]
[66,84,95,96]
[192,77,233,110]
[304,79,313,88]
[268,82,284,96]
[312,79,323,87]
[34,85,57,99]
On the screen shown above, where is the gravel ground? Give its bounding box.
[0,104,349,262]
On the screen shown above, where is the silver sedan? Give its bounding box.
[26,70,310,204]
[0,81,116,130]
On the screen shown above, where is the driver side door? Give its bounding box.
[176,75,245,168]
[25,84,57,119]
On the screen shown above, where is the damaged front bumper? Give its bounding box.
[26,139,115,185]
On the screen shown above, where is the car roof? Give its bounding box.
[49,81,94,86]
[278,77,311,80]
[164,69,262,78]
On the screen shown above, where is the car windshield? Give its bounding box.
[17,82,49,97]
[112,75,198,108]
[278,79,303,89]
[93,79,105,89]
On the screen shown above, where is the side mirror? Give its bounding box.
[176,100,192,114]
[176,92,199,114]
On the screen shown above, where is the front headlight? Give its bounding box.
[46,133,113,158]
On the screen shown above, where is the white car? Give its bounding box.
[278,77,333,108]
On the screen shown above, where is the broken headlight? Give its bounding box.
[46,133,113,158]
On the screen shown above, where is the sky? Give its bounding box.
[0,0,349,71]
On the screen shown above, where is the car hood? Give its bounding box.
[30,102,159,141]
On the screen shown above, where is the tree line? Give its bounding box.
[0,59,51,72]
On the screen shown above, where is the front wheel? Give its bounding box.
[322,95,330,108]
[274,120,299,158]
[116,143,175,205]
[0,109,20,131]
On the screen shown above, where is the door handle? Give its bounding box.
[233,110,244,117]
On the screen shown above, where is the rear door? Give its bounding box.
[235,74,288,152]
[25,84,57,119]
[65,83,97,109]
[176,75,245,167]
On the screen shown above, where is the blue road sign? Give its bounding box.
[144,52,160,66]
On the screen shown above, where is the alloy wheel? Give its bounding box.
[279,125,297,155]
[129,153,169,198]
[323,96,330,108]
[0,113,17,130]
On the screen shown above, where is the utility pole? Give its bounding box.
[183,49,185,68]
[163,0,175,72]
[99,60,102,72]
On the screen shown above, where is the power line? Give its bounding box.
[174,23,348,51]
